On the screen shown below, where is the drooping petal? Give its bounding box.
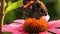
[48,20,60,34]
[2,23,24,32]
[12,32,28,34]
[48,28,60,34]
[42,15,50,21]
[13,19,25,24]
[12,32,21,34]
[48,20,60,29]
[2,19,25,32]
[39,31,51,34]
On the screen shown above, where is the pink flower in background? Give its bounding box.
[1,15,60,34]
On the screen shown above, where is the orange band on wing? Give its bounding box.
[24,1,34,9]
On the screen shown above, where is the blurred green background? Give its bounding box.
[2,0,60,34]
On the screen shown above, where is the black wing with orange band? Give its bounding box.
[23,0,48,19]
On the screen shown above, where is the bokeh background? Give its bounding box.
[1,0,60,34]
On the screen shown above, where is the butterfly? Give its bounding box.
[23,0,48,19]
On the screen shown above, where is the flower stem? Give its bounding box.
[2,13,5,26]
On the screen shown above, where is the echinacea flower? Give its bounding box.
[2,15,60,34]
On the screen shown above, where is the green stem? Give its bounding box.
[2,13,6,26]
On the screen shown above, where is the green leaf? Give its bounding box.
[5,8,23,24]
[5,0,23,14]
[5,10,16,24]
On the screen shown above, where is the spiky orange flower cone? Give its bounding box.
[23,18,48,33]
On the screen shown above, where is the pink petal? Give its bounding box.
[49,28,60,34]
[23,32,28,34]
[12,32,21,34]
[2,23,24,32]
[39,32,50,34]
[13,19,25,24]
[48,20,60,29]
[48,20,60,34]
[42,15,50,21]
[57,33,60,34]
[12,32,28,34]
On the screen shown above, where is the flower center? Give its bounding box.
[23,18,48,33]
